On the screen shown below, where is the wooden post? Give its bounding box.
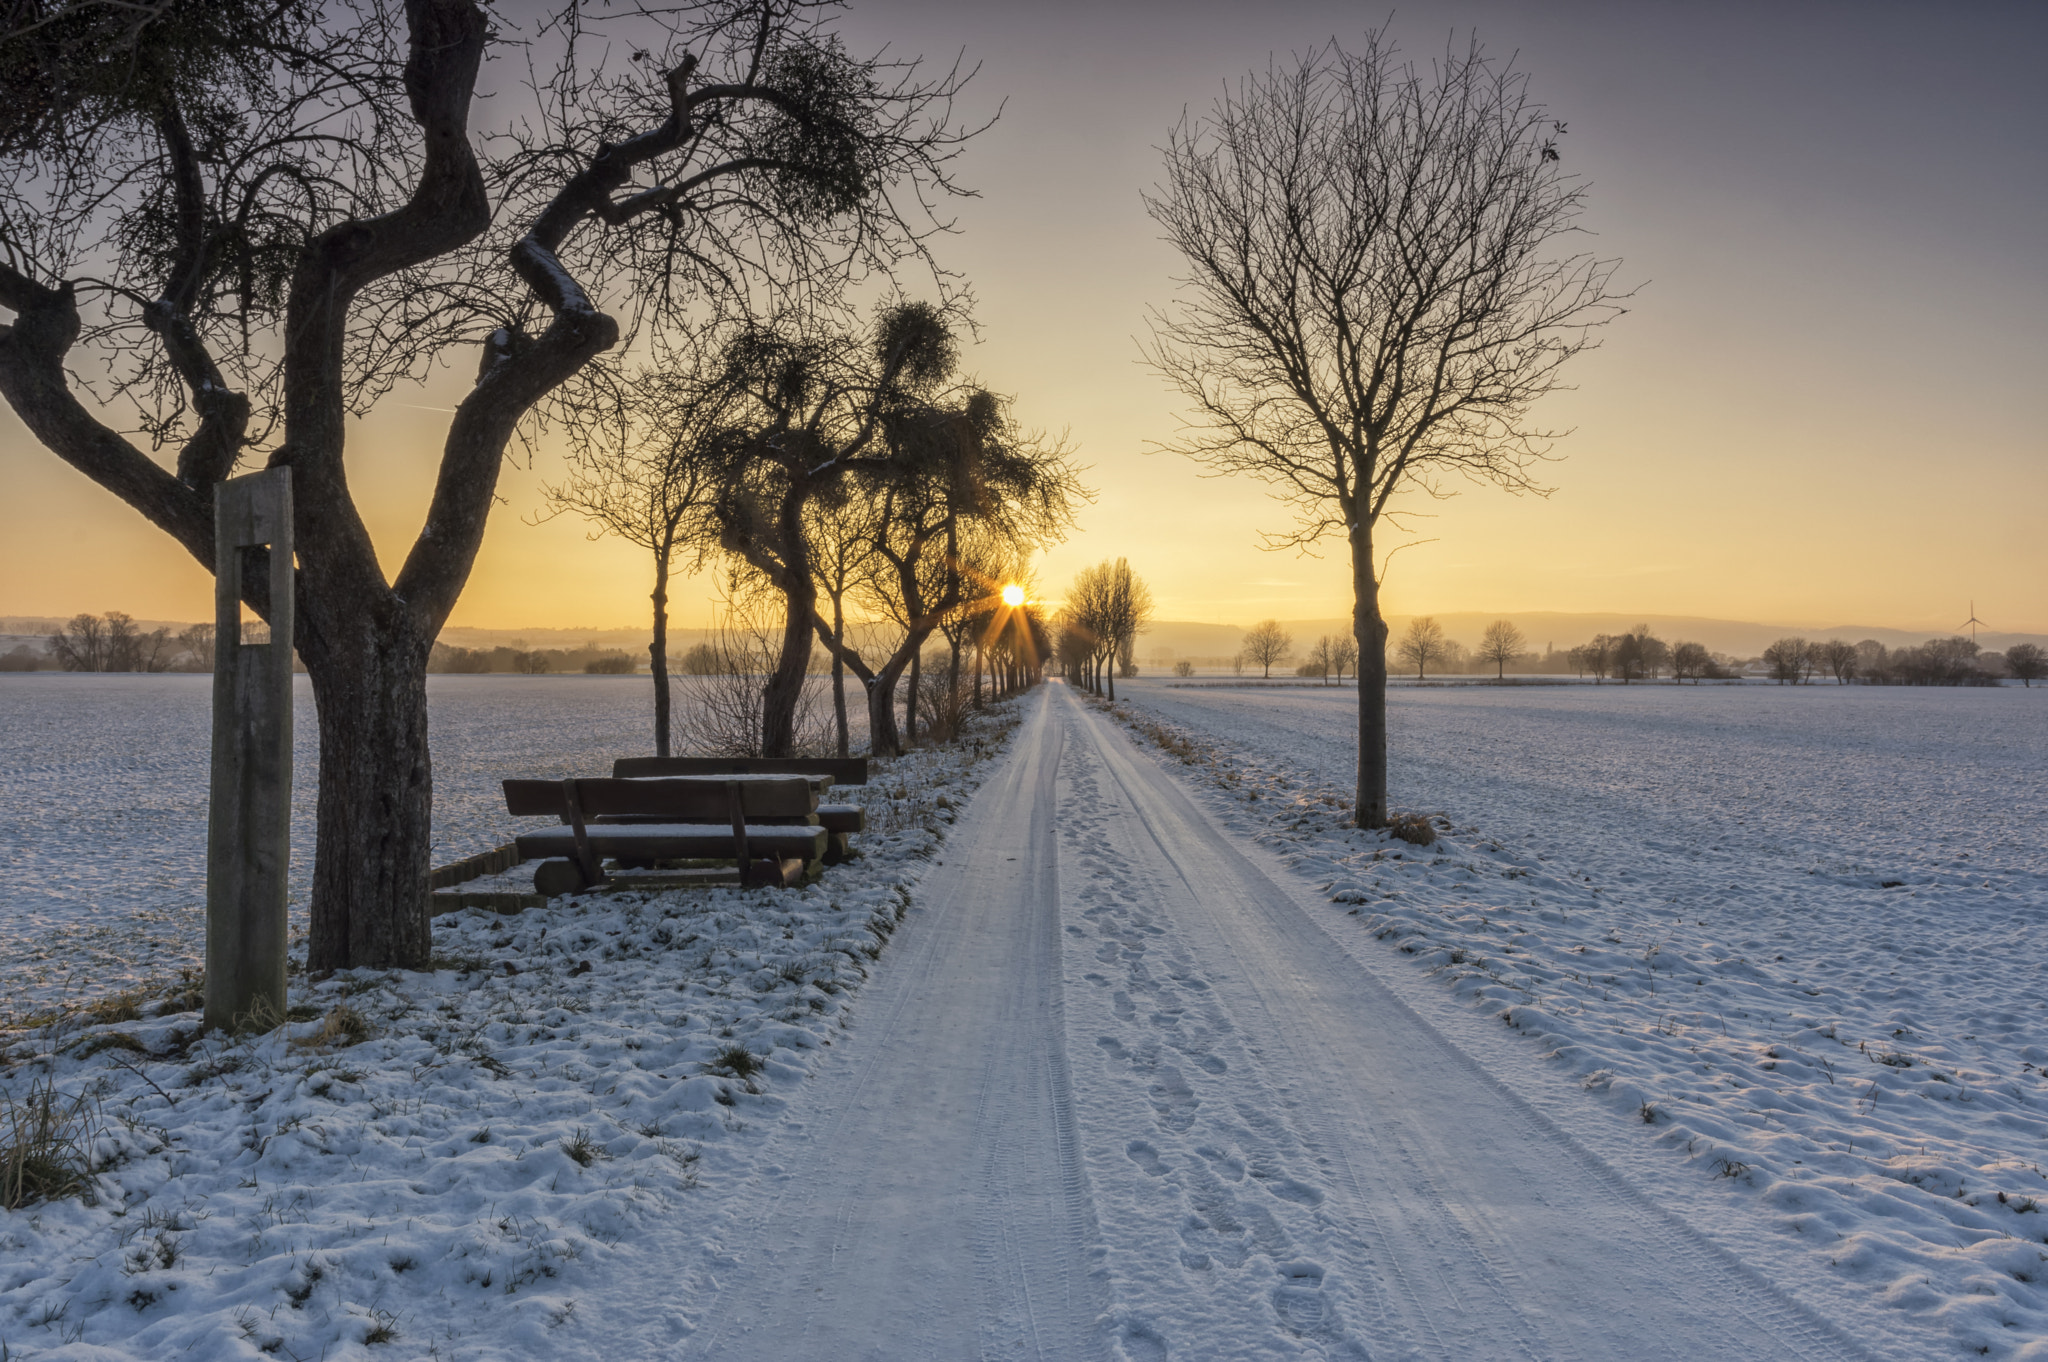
[205,469,294,1032]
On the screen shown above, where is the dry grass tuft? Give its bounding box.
[1,1077,99,1210]
[289,1004,372,1052]
[1388,813,1437,847]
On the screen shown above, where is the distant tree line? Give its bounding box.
[1755,636,2042,687]
[18,613,218,672]
[427,642,640,676]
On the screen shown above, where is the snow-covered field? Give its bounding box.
[0,689,1010,1360]
[1117,678,2048,1358]
[0,674,866,1025]
[6,671,2046,1359]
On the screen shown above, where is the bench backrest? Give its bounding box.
[611,755,869,786]
[503,776,817,821]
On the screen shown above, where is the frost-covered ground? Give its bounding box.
[0,696,1011,1360]
[0,674,868,1025]
[1117,678,2048,1358]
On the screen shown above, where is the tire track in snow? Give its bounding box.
[675,694,1111,1361]
[1057,684,1865,1361]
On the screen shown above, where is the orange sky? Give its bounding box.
[3,0,2043,635]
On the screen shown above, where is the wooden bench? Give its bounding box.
[502,776,827,894]
[612,757,870,863]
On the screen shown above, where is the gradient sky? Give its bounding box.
[3,0,2043,634]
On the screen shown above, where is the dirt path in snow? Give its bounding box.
[675,684,1864,1360]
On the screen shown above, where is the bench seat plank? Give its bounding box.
[515,823,827,861]
[613,756,868,786]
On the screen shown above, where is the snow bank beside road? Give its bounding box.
[0,703,1016,1361]
[1114,683,2048,1360]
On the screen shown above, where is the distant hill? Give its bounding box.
[1136,612,2048,663]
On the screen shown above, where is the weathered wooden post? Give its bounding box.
[205,469,294,1032]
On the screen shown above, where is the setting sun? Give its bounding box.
[1001,584,1025,608]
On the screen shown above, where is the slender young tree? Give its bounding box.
[1396,616,1447,679]
[1144,31,1626,827]
[543,356,732,755]
[0,0,979,968]
[1478,619,1525,679]
[1240,619,1293,678]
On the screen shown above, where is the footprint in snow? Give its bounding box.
[1258,1175,1325,1207]
[1126,1140,1171,1176]
[1271,1261,1329,1336]
[1149,1065,1200,1131]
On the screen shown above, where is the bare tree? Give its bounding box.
[1304,635,1335,684]
[1815,638,1858,685]
[2006,642,2046,688]
[49,612,110,671]
[709,300,966,755]
[1240,619,1292,678]
[1330,632,1359,683]
[1477,619,1525,679]
[1143,32,1626,826]
[176,621,215,671]
[837,390,1083,751]
[544,357,728,756]
[1582,633,1617,684]
[1395,615,1447,679]
[1611,624,1668,684]
[805,484,884,755]
[1670,640,1712,684]
[1762,637,1812,685]
[0,0,979,968]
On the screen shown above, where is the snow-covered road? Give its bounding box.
[663,683,1860,1361]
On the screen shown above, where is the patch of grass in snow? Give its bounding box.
[289,1003,372,1051]
[1,1076,101,1209]
[1388,813,1437,847]
[709,1044,764,1079]
[560,1126,611,1166]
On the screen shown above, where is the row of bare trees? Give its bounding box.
[547,301,1083,761]
[1056,558,1152,700]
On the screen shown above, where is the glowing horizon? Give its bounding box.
[2,2,2042,638]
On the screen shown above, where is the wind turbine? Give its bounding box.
[1960,601,1988,643]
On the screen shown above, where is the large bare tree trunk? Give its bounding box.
[868,653,908,757]
[302,617,435,971]
[761,574,817,757]
[1351,524,1389,829]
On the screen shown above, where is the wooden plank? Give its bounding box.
[576,775,816,819]
[513,823,828,861]
[503,778,570,818]
[613,755,869,786]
